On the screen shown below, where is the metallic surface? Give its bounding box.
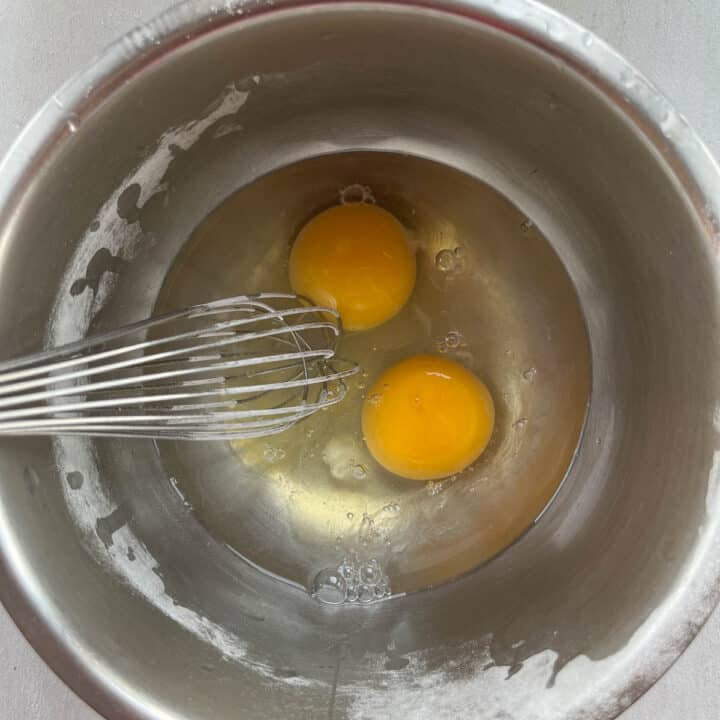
[0,294,356,440]
[0,2,719,720]
[153,149,592,596]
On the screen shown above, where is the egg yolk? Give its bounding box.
[289,203,416,331]
[362,355,495,481]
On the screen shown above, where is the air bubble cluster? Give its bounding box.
[426,481,443,496]
[435,246,468,276]
[437,329,466,354]
[311,569,347,605]
[263,446,286,463]
[367,392,383,407]
[339,184,376,205]
[313,558,390,605]
[325,455,368,481]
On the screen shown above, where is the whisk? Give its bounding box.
[0,293,358,440]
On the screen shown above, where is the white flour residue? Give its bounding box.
[348,648,557,720]
[49,82,249,345]
[347,453,720,720]
[54,435,249,664]
[133,86,249,209]
[347,615,691,720]
[48,83,254,667]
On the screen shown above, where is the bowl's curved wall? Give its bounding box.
[0,2,719,720]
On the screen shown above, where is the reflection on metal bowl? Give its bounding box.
[0,1,718,719]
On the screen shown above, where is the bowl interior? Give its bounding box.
[0,3,718,720]
[150,148,591,597]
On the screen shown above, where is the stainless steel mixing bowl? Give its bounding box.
[1,1,719,719]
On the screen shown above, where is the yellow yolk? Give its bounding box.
[362,355,495,481]
[289,203,416,331]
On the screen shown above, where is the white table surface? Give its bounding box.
[1,1,719,718]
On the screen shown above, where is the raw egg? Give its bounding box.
[289,203,416,331]
[362,355,495,481]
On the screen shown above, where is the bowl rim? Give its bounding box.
[0,2,719,719]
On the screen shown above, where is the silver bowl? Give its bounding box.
[1,1,719,719]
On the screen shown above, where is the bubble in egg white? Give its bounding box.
[322,435,367,481]
[263,445,286,463]
[435,248,455,273]
[367,393,383,407]
[311,568,347,605]
[435,246,469,276]
[445,330,464,349]
[338,183,376,205]
[452,246,468,273]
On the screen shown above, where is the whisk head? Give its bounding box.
[0,294,359,440]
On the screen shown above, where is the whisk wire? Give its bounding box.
[0,294,357,440]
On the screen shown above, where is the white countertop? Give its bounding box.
[1,1,719,718]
